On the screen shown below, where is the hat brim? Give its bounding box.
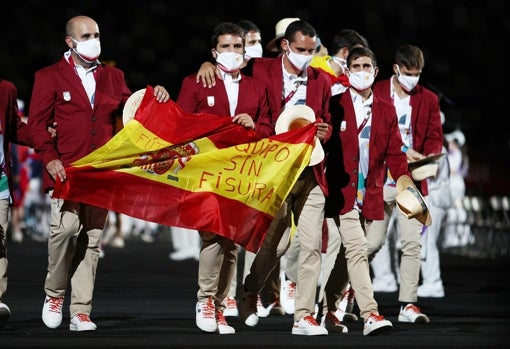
[123,88,146,125]
[275,105,324,166]
[410,163,439,181]
[396,175,432,226]
[266,35,283,53]
[408,153,446,168]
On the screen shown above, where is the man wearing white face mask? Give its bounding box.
[237,20,263,61]
[233,20,332,336]
[28,15,170,332]
[218,19,286,320]
[176,22,273,335]
[368,44,443,324]
[323,46,415,335]
[194,20,332,335]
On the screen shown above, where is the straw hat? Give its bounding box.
[122,89,146,125]
[266,17,300,52]
[408,153,446,181]
[395,175,432,226]
[275,105,324,166]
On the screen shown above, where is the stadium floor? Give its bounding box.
[1,238,509,348]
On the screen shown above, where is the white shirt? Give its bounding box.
[219,70,241,116]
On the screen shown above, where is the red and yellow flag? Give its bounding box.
[53,86,316,252]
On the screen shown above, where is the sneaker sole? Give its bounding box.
[292,328,328,336]
[217,325,236,334]
[70,324,97,331]
[364,324,392,336]
[42,318,62,329]
[398,315,430,323]
[243,314,259,327]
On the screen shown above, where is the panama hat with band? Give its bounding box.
[275,104,324,166]
[266,17,300,53]
[396,175,432,226]
[408,153,446,181]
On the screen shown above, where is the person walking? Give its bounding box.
[0,78,31,329]
[368,44,443,324]
[176,21,273,335]
[28,15,169,332]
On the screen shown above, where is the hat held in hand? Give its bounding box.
[408,153,446,181]
[275,105,324,166]
[396,175,432,226]
[123,88,146,125]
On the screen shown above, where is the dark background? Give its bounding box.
[2,0,508,195]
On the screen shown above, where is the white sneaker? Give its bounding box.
[222,296,238,317]
[42,295,64,329]
[110,236,125,248]
[280,280,296,315]
[334,308,359,322]
[398,304,430,323]
[0,302,11,329]
[256,294,270,317]
[256,295,285,317]
[70,313,97,331]
[216,310,235,334]
[169,249,199,261]
[238,288,259,326]
[292,315,328,336]
[12,230,23,243]
[196,298,217,332]
[363,312,392,336]
[418,282,445,298]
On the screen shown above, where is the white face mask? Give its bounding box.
[72,38,101,63]
[215,51,244,73]
[396,65,420,92]
[244,43,263,59]
[331,56,347,69]
[286,46,313,72]
[349,70,375,91]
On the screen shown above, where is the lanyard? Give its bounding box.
[357,110,371,134]
[283,80,303,106]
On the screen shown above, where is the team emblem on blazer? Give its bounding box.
[207,96,215,107]
[63,91,71,101]
[340,120,347,131]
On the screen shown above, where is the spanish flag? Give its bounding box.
[52,86,316,252]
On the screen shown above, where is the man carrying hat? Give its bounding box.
[367,44,443,324]
[238,19,332,336]
[324,46,418,335]
[194,19,333,336]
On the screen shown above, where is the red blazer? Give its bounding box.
[325,90,411,220]
[248,57,333,196]
[28,55,132,191]
[176,72,273,138]
[373,79,443,195]
[1,78,30,198]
